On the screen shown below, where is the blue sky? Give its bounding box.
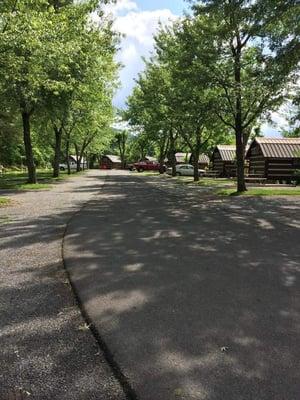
[107,0,284,137]
[137,0,187,14]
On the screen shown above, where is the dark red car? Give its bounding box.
[133,161,165,173]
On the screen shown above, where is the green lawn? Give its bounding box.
[219,187,300,196]
[131,171,163,177]
[0,169,81,190]
[167,175,234,187]
[0,197,10,207]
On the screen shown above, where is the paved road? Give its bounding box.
[0,171,126,399]
[64,171,300,400]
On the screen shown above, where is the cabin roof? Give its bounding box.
[198,154,210,164]
[248,138,300,159]
[215,145,236,161]
[175,152,209,164]
[104,155,122,163]
[175,152,191,163]
[69,155,86,162]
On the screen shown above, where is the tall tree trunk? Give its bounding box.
[75,143,81,172]
[193,150,200,182]
[22,110,36,184]
[236,131,246,191]
[159,145,166,174]
[118,133,126,169]
[169,130,177,177]
[65,134,71,175]
[76,158,81,172]
[234,47,247,192]
[53,126,63,178]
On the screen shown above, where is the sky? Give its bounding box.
[105,0,286,137]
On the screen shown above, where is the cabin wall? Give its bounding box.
[212,151,224,176]
[248,144,266,177]
[100,156,121,169]
[199,162,209,170]
[248,142,300,180]
[224,162,237,177]
[267,158,300,180]
[189,155,209,169]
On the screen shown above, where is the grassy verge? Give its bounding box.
[0,169,83,190]
[167,175,234,187]
[219,187,300,196]
[131,171,164,177]
[0,197,10,207]
[133,172,236,188]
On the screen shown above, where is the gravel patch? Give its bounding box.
[0,170,126,400]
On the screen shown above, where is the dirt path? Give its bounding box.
[0,170,126,400]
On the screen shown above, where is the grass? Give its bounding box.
[131,171,163,177]
[0,197,10,207]
[136,172,300,197]
[0,170,85,190]
[134,172,236,188]
[0,169,82,190]
[219,187,300,196]
[167,175,235,187]
[193,177,233,187]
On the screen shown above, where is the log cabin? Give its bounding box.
[100,155,122,169]
[211,145,237,177]
[246,138,300,182]
[173,152,210,169]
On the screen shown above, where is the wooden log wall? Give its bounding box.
[212,151,224,176]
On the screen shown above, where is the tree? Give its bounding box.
[40,0,118,177]
[188,0,300,191]
[154,23,230,181]
[0,105,23,166]
[127,22,229,181]
[113,130,128,169]
[126,68,172,173]
[0,1,53,182]
[127,131,155,162]
[0,0,118,182]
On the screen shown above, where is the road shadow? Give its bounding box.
[64,173,300,400]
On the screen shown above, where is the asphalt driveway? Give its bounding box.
[64,171,300,400]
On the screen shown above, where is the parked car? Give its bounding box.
[167,164,205,177]
[133,161,165,173]
[59,162,77,171]
[59,155,87,171]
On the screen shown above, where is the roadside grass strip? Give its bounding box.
[0,169,84,190]
[219,187,300,196]
[168,175,234,187]
[0,197,10,207]
[131,171,162,177]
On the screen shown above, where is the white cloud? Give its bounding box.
[261,106,291,138]
[114,9,177,46]
[103,1,178,109]
[103,0,138,15]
